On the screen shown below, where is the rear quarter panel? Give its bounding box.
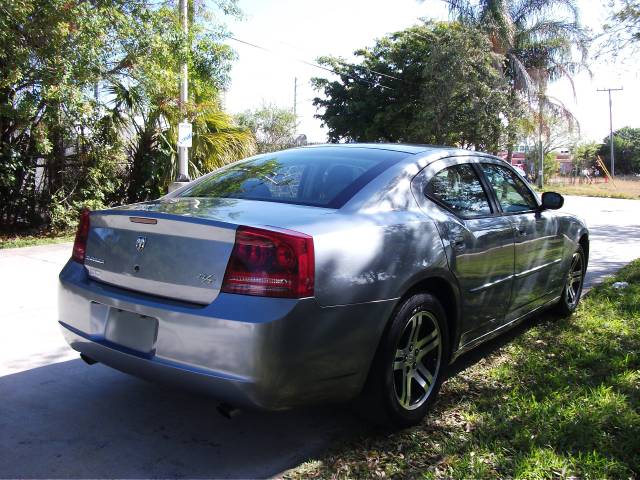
[309,210,450,306]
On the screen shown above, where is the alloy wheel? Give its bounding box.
[392,310,442,411]
[566,251,584,308]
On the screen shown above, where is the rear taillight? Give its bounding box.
[72,209,90,263]
[221,226,314,298]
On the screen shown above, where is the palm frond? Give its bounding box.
[546,59,578,99]
[508,52,536,97]
[518,20,583,43]
[511,0,579,26]
[440,0,478,22]
[540,93,580,135]
[190,109,256,172]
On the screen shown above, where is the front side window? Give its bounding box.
[425,164,492,218]
[177,148,408,208]
[480,164,538,213]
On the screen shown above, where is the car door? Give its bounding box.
[478,161,565,312]
[414,158,516,349]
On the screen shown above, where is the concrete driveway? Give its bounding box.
[1,195,638,478]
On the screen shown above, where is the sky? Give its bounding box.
[221,0,639,144]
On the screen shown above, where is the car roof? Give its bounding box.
[299,143,442,155]
[297,142,502,160]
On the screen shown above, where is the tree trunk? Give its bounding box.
[505,87,519,163]
[48,104,66,197]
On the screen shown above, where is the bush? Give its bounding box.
[48,141,127,232]
[49,196,107,233]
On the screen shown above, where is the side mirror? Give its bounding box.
[541,191,564,210]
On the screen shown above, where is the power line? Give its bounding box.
[268,38,407,84]
[225,35,397,91]
[335,59,407,84]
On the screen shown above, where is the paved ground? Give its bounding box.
[1,195,638,478]
[561,196,640,290]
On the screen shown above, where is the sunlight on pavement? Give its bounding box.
[0,243,77,376]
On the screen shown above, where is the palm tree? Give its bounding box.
[443,0,588,173]
[165,102,256,180]
[104,81,255,202]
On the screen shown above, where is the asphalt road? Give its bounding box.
[1,195,638,478]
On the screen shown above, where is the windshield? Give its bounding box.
[177,147,409,208]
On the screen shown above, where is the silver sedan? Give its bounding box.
[58,144,588,427]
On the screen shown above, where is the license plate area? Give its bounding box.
[104,308,159,354]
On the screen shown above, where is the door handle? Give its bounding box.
[516,227,527,237]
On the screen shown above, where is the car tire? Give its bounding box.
[359,292,450,429]
[554,244,586,316]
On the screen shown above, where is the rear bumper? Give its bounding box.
[58,261,396,410]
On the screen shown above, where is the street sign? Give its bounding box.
[178,122,192,148]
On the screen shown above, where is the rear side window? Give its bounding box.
[425,164,492,218]
[480,163,538,213]
[178,148,408,208]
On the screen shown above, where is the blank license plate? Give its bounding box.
[104,308,158,354]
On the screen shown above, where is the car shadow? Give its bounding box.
[0,359,367,479]
[0,303,588,480]
[1,313,558,479]
[447,310,559,379]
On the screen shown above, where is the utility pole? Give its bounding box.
[537,90,544,188]
[177,0,189,182]
[293,76,298,132]
[597,87,623,177]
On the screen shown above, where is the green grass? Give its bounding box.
[287,261,640,479]
[0,233,74,249]
[538,178,640,200]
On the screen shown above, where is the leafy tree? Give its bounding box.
[0,0,133,227]
[514,111,577,181]
[600,127,640,174]
[573,141,601,171]
[442,0,588,161]
[235,104,297,154]
[0,0,252,230]
[601,0,640,56]
[526,148,559,182]
[312,22,509,152]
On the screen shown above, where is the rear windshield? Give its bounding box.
[177,147,408,208]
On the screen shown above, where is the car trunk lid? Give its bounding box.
[84,212,236,304]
